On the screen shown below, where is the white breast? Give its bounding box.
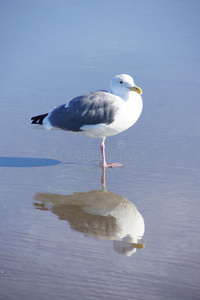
[110,93,143,134]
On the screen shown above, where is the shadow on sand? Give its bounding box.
[0,157,61,168]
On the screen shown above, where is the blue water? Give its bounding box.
[0,1,200,299]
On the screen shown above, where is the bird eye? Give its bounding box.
[120,80,123,84]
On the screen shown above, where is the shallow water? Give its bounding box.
[0,1,200,299]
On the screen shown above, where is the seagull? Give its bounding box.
[31,74,143,167]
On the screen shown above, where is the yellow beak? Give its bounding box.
[128,86,142,95]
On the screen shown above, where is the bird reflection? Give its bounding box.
[33,167,145,256]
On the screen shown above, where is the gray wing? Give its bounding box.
[48,91,119,131]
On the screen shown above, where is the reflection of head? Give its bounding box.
[113,235,145,257]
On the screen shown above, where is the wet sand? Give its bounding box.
[0,1,200,299]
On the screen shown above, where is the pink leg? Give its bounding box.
[100,138,122,168]
[100,138,106,167]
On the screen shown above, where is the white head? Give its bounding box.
[110,74,142,100]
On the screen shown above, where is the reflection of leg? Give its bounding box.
[101,166,106,190]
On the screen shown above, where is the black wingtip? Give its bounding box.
[31,113,48,125]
